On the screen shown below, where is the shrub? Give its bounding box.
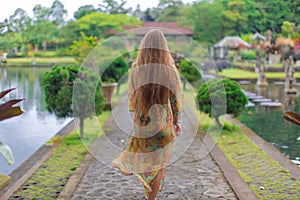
[196,78,248,126]
[179,59,202,89]
[43,65,105,137]
[240,49,256,60]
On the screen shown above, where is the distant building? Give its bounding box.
[252,32,266,41]
[212,36,250,59]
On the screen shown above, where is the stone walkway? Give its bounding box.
[70,100,237,200]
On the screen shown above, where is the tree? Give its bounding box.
[101,56,129,95]
[31,4,54,51]
[50,0,67,26]
[243,0,264,33]
[59,21,81,47]
[260,0,292,33]
[179,59,201,90]
[183,0,225,43]
[131,4,143,21]
[74,5,97,19]
[43,65,105,138]
[8,8,31,34]
[158,0,183,9]
[289,0,300,25]
[281,21,295,37]
[98,0,131,14]
[143,7,161,22]
[76,12,140,38]
[67,32,99,64]
[221,0,248,35]
[156,0,184,21]
[196,78,248,126]
[157,1,184,22]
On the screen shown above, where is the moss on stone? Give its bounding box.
[10,111,111,199]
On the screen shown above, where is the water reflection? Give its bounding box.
[0,66,71,175]
[239,84,300,166]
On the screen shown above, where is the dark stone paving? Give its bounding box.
[71,100,237,200]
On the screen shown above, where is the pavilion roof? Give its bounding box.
[214,36,251,48]
[252,32,266,41]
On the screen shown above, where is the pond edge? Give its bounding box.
[0,119,75,199]
[228,116,300,181]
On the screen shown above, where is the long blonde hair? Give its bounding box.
[130,29,180,117]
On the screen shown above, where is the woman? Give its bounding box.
[112,29,182,200]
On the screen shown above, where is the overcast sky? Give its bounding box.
[0,0,195,22]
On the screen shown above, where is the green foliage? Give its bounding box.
[181,0,299,43]
[182,0,224,43]
[240,33,253,44]
[66,32,99,64]
[179,59,202,89]
[43,65,105,137]
[222,0,248,35]
[101,56,129,83]
[281,21,295,37]
[74,5,97,19]
[72,66,105,119]
[196,78,248,125]
[240,49,256,60]
[157,0,184,22]
[43,65,78,118]
[76,12,140,38]
[58,21,82,47]
[98,0,131,14]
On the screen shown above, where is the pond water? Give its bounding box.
[0,66,71,175]
[238,83,300,166]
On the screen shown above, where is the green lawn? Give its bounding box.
[6,57,77,65]
[219,68,300,79]
[233,61,286,68]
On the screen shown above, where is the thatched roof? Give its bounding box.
[214,36,250,48]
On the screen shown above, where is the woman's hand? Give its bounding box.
[174,123,182,136]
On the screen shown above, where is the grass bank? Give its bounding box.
[219,68,300,79]
[183,89,300,199]
[5,57,77,65]
[10,111,111,199]
[199,113,300,199]
[233,61,288,68]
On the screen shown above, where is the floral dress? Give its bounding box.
[112,70,182,195]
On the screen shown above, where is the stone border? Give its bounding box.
[180,104,257,200]
[229,117,300,181]
[58,113,114,199]
[198,132,258,200]
[0,119,76,199]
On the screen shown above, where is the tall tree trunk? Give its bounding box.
[80,117,84,139]
[116,84,120,95]
[215,116,222,127]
